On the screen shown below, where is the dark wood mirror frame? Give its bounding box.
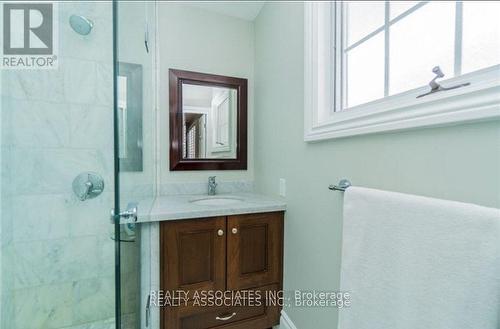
[169,69,248,171]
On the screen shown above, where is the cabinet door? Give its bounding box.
[160,217,226,295]
[227,212,284,290]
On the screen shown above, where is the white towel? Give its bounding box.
[338,187,500,329]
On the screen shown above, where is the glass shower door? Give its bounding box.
[1,1,117,328]
[0,1,153,327]
[114,1,157,328]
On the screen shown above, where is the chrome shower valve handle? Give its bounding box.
[72,172,104,201]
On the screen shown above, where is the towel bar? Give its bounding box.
[328,179,351,192]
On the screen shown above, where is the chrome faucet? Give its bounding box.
[208,176,217,195]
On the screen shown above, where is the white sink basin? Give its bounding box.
[190,196,244,206]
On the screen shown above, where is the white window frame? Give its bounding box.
[304,2,500,142]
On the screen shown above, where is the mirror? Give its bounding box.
[169,69,247,170]
[182,84,237,159]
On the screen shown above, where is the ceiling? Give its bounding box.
[184,1,266,21]
[183,84,214,107]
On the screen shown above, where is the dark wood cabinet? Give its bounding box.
[160,212,284,329]
[227,213,283,290]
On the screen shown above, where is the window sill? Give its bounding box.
[304,72,500,142]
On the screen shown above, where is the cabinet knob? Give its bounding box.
[217,229,224,236]
[231,227,238,234]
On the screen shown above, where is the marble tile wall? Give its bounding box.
[0,2,131,329]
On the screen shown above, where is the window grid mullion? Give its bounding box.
[345,1,429,53]
[333,2,339,113]
[341,2,348,110]
[454,1,463,77]
[384,1,390,97]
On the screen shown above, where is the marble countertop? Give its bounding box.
[134,192,286,223]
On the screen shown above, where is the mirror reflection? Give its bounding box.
[182,83,237,159]
[118,62,143,171]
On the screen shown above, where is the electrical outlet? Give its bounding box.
[279,178,286,197]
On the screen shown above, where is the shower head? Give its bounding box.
[69,15,93,35]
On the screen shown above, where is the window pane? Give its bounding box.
[346,1,385,47]
[462,1,500,74]
[389,2,455,95]
[390,1,421,20]
[345,32,385,108]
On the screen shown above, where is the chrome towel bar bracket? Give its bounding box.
[328,179,351,192]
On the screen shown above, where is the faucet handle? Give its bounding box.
[208,176,217,195]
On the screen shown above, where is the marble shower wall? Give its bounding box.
[1,2,119,328]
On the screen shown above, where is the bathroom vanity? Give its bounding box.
[137,192,286,329]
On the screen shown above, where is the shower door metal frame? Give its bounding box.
[112,1,122,328]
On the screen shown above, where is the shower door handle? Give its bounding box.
[111,202,138,223]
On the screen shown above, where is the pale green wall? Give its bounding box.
[254,3,500,329]
[158,3,254,185]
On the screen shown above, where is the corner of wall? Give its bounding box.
[280,310,299,329]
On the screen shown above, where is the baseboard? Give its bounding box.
[279,310,298,329]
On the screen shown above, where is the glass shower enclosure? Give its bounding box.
[0,1,156,328]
